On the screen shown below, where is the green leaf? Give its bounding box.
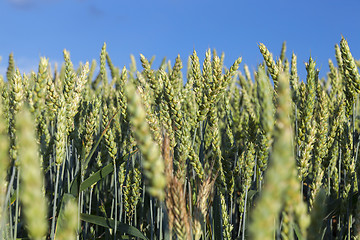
[80,162,114,192]
[80,213,148,240]
[80,149,138,192]
[293,222,304,240]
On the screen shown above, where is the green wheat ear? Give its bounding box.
[259,42,279,89]
[340,36,360,92]
[256,66,275,173]
[6,52,15,82]
[17,107,48,240]
[0,94,9,222]
[56,198,78,240]
[250,72,309,240]
[125,81,166,201]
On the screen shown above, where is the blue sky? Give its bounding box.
[0,0,359,81]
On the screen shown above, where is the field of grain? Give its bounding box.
[0,37,360,239]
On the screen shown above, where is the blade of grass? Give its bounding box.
[80,213,149,240]
[79,149,138,193]
[293,222,304,240]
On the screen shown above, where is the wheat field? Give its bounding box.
[0,37,360,239]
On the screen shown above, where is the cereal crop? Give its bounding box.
[0,37,360,239]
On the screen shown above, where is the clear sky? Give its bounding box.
[0,0,359,81]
